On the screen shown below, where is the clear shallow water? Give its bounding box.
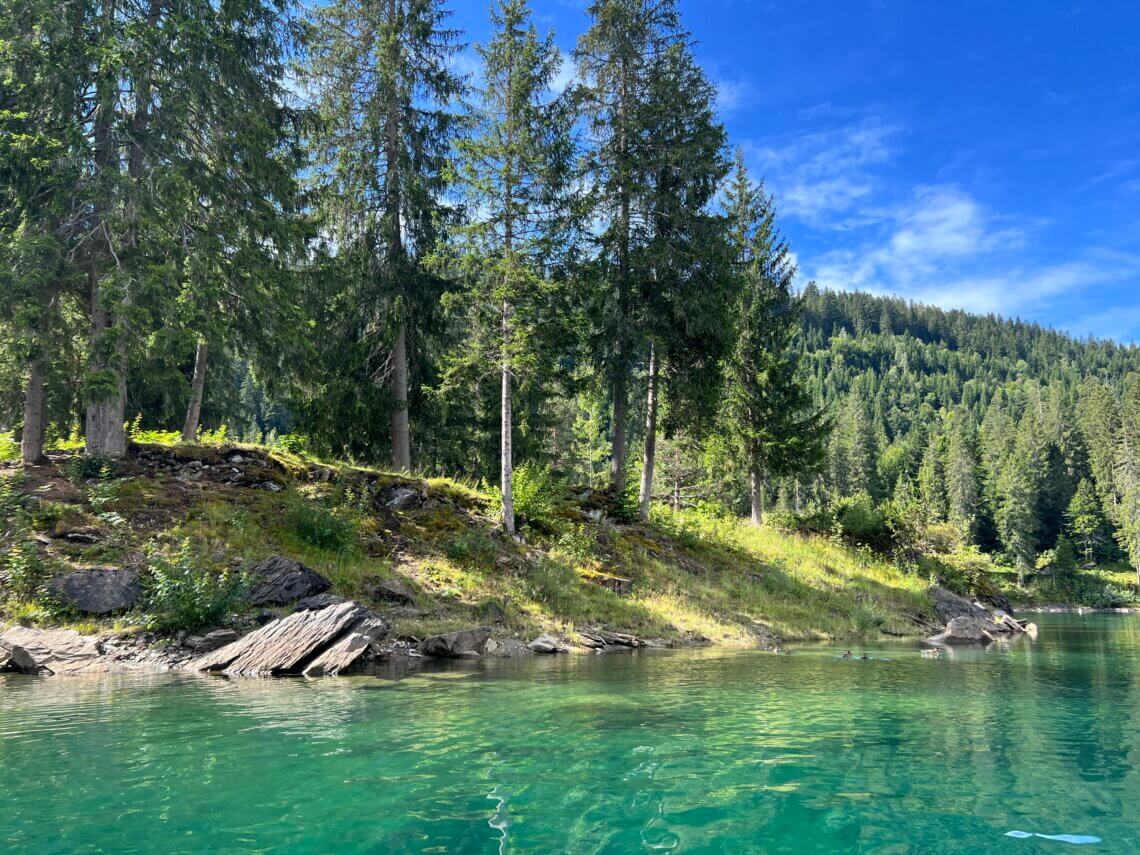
[2,615,1139,854]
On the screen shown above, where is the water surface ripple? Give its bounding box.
[2,614,1138,853]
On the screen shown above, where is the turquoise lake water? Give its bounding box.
[2,614,1139,853]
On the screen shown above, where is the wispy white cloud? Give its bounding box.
[549,50,576,96]
[809,184,1139,325]
[715,75,755,114]
[744,117,902,226]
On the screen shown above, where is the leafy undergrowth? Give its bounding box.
[1,440,945,644]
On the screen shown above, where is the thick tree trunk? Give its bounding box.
[390,325,411,472]
[638,342,659,521]
[501,317,515,535]
[85,274,127,459]
[181,339,208,443]
[750,461,764,526]
[21,360,48,466]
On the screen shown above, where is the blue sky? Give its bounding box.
[450,0,1140,343]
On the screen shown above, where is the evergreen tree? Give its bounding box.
[575,0,680,492]
[443,0,574,533]
[1066,477,1105,564]
[304,0,463,470]
[945,419,981,544]
[634,25,730,520]
[721,152,825,524]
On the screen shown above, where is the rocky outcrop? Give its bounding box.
[926,615,995,645]
[0,627,106,675]
[46,567,141,614]
[377,482,426,511]
[195,601,389,677]
[929,585,992,624]
[586,573,633,596]
[245,557,330,606]
[418,626,492,658]
[186,629,240,655]
[294,593,346,611]
[527,633,568,654]
[366,578,415,606]
[579,628,647,650]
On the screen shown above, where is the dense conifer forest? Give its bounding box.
[3,0,1139,601]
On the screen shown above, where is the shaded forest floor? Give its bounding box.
[1,439,1130,646]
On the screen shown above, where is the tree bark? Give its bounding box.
[750,460,764,526]
[672,446,682,512]
[501,312,515,535]
[85,280,127,460]
[390,325,411,472]
[21,359,48,466]
[181,339,208,443]
[638,342,659,521]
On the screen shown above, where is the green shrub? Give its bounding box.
[834,493,892,550]
[527,556,577,605]
[512,462,565,531]
[144,541,245,632]
[4,541,46,599]
[443,528,497,567]
[768,505,835,536]
[286,496,356,552]
[0,432,18,462]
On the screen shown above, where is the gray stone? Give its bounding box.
[0,626,106,675]
[929,585,992,624]
[527,633,568,654]
[926,616,995,645]
[418,626,492,658]
[195,601,390,677]
[382,484,425,511]
[192,629,240,655]
[366,578,415,606]
[294,593,347,612]
[47,568,142,614]
[245,557,330,606]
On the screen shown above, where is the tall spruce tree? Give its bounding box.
[443,0,574,533]
[575,0,679,493]
[634,29,730,520]
[721,152,826,524]
[304,0,463,471]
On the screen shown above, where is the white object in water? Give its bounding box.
[1006,831,1101,845]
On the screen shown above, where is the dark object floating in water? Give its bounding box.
[1006,831,1101,845]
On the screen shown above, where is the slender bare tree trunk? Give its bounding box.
[501,307,515,535]
[21,360,48,466]
[750,459,764,526]
[390,325,411,471]
[384,0,411,473]
[181,339,208,442]
[638,342,659,521]
[609,64,632,495]
[672,446,682,512]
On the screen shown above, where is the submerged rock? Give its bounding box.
[245,556,330,606]
[527,633,568,654]
[195,600,390,677]
[926,616,995,645]
[0,626,106,675]
[418,626,492,658]
[47,567,141,615]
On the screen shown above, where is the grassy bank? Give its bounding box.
[8,437,1122,646]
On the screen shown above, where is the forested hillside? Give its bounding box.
[3,0,1139,625]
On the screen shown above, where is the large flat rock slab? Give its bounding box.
[0,626,106,675]
[195,601,389,677]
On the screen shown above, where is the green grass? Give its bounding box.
[1,442,958,642]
